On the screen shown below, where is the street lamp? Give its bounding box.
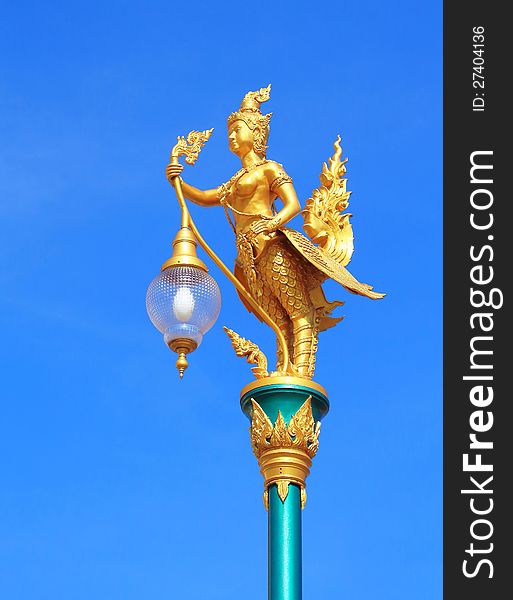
[146,226,221,377]
[146,87,384,600]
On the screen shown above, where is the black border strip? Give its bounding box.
[444,3,507,598]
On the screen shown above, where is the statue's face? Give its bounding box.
[228,120,254,157]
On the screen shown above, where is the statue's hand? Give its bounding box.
[166,162,184,183]
[249,216,281,237]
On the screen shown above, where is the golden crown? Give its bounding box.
[227,84,272,127]
[227,85,273,155]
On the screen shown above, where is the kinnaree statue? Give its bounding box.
[166,85,384,379]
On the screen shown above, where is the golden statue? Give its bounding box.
[166,85,383,379]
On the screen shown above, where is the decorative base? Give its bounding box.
[241,376,329,509]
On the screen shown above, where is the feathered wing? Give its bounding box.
[286,135,384,300]
[281,228,384,300]
[301,135,354,266]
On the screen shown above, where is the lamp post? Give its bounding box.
[146,87,384,600]
[240,379,329,600]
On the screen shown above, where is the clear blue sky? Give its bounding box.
[0,1,442,598]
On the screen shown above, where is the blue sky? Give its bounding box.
[0,1,442,598]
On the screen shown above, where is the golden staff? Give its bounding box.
[167,129,291,374]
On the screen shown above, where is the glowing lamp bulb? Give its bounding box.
[173,286,195,322]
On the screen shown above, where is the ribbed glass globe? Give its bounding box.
[146,266,221,348]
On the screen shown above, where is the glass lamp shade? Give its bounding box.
[146,265,221,349]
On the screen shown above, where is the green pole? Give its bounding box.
[268,483,302,600]
[241,381,329,600]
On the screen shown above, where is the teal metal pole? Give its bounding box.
[241,381,329,600]
[269,483,302,600]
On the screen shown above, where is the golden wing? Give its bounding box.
[281,228,384,300]
[282,135,384,300]
[302,135,354,267]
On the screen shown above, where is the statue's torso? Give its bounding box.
[224,163,276,233]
